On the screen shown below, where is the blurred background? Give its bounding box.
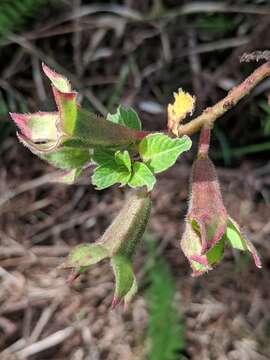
[0,0,270,359]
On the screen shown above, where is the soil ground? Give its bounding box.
[0,1,270,359]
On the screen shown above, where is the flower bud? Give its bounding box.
[10,64,147,158]
[181,126,261,276]
[60,188,151,307]
[10,64,76,153]
[10,111,61,152]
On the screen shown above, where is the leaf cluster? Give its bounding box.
[10,63,192,192]
[91,105,191,191]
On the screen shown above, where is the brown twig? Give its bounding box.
[240,51,270,63]
[15,326,75,359]
[177,61,270,136]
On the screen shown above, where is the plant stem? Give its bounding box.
[198,125,211,158]
[177,61,270,136]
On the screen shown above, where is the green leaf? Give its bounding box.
[128,162,156,191]
[93,149,131,172]
[40,147,90,170]
[91,149,133,190]
[117,168,132,186]
[139,133,192,173]
[92,148,115,166]
[92,165,121,190]
[115,150,131,172]
[107,105,142,130]
[92,163,131,190]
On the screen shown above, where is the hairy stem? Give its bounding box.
[198,125,211,158]
[177,61,270,136]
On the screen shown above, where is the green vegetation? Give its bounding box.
[0,0,50,37]
[145,238,185,360]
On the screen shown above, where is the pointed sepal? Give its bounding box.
[49,168,83,185]
[124,276,138,309]
[10,112,59,141]
[42,63,72,93]
[110,254,137,307]
[181,219,226,276]
[226,217,262,268]
[60,243,109,271]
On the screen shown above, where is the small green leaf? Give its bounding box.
[139,133,192,173]
[92,165,121,190]
[40,147,90,170]
[107,105,142,130]
[115,150,131,172]
[92,148,115,166]
[91,149,134,190]
[92,163,131,190]
[128,162,156,191]
[91,149,133,190]
[117,170,132,186]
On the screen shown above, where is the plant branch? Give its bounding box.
[177,61,270,136]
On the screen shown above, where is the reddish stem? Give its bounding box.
[198,125,211,158]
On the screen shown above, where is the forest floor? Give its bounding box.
[0,143,270,359]
[0,1,270,359]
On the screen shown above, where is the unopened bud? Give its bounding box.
[61,188,151,307]
[181,126,261,276]
[10,64,147,158]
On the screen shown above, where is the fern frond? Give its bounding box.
[146,258,185,360]
[0,0,50,37]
